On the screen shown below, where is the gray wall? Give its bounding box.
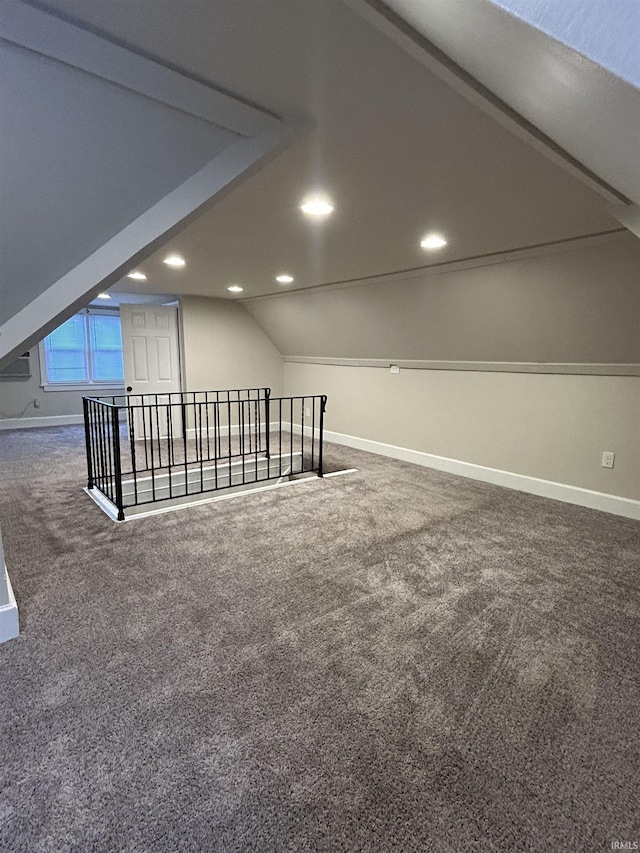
[180,297,283,395]
[247,237,640,500]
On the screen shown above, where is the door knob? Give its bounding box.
[126,386,133,393]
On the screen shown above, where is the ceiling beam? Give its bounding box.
[2,0,278,136]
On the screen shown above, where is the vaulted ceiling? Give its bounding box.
[36,0,636,302]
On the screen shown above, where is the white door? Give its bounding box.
[120,304,182,447]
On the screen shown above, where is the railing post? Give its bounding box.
[82,397,94,489]
[318,395,327,478]
[264,387,271,459]
[111,404,125,521]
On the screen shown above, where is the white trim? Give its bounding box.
[40,384,125,394]
[0,571,19,644]
[609,202,640,239]
[321,428,640,521]
[0,1,278,138]
[283,357,640,377]
[85,467,356,522]
[0,414,84,430]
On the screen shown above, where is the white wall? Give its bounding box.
[180,297,283,395]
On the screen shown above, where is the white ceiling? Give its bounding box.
[38,0,626,302]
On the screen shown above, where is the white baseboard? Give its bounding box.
[322,428,640,521]
[0,569,19,643]
[0,414,84,430]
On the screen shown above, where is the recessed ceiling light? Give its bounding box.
[127,271,147,281]
[97,293,111,299]
[163,254,186,267]
[276,274,294,284]
[227,285,244,293]
[300,196,335,217]
[420,233,448,250]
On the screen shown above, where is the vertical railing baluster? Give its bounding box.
[96,401,105,495]
[183,402,189,496]
[102,403,112,500]
[213,398,218,491]
[112,405,125,521]
[155,394,161,468]
[227,395,232,487]
[255,399,259,481]
[278,398,282,479]
[301,398,305,476]
[148,405,156,503]
[108,403,116,502]
[257,390,262,453]
[216,391,221,459]
[205,392,210,462]
[318,395,326,478]
[82,398,94,489]
[142,397,149,472]
[265,388,271,460]
[166,401,173,500]
[94,401,103,491]
[89,401,99,492]
[312,398,316,472]
[127,399,138,504]
[199,402,204,493]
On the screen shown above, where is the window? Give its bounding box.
[40,309,124,389]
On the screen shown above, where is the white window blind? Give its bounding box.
[42,310,124,386]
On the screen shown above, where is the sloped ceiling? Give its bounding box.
[0,40,237,325]
[0,0,292,365]
[36,0,625,303]
[376,0,640,206]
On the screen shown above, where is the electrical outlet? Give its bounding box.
[390,364,400,375]
[601,451,615,469]
[33,398,40,409]
[305,407,311,418]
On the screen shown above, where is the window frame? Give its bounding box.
[39,307,126,393]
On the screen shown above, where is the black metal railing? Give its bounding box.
[83,388,327,520]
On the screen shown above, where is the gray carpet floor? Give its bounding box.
[0,425,638,852]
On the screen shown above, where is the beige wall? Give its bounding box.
[0,298,283,424]
[285,362,640,500]
[246,236,640,363]
[180,296,283,394]
[245,237,640,501]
